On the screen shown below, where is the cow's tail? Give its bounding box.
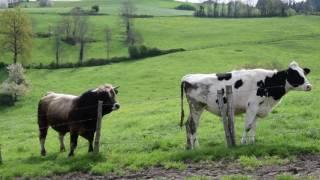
[180,81,185,128]
[38,100,48,140]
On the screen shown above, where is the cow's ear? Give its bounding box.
[303,68,311,75]
[114,86,119,94]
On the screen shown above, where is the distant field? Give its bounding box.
[0,0,193,65]
[0,0,320,178]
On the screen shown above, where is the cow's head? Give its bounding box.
[92,84,120,113]
[286,61,312,91]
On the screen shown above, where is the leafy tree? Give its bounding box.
[0,8,32,64]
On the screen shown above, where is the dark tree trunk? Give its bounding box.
[55,48,59,66]
[107,44,110,60]
[14,36,17,64]
[79,41,85,65]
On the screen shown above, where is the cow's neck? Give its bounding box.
[258,69,289,101]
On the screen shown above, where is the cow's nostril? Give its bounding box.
[306,85,312,91]
[114,103,120,109]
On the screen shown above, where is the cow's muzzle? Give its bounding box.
[305,84,312,91]
[112,103,120,110]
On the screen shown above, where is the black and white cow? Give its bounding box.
[180,61,312,149]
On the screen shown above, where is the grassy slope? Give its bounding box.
[0,1,320,178]
[0,28,320,177]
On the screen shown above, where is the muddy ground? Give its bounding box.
[39,155,320,180]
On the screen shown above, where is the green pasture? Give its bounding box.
[0,0,320,178]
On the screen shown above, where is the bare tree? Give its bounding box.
[105,27,112,60]
[78,16,89,65]
[206,0,214,17]
[120,0,136,45]
[70,7,83,41]
[53,25,63,66]
[214,0,219,17]
[246,0,254,16]
[60,16,73,39]
[221,3,226,17]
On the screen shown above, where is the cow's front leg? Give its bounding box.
[241,105,258,145]
[249,121,257,144]
[81,131,95,153]
[69,132,79,157]
[59,132,66,152]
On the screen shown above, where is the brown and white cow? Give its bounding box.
[38,84,120,156]
[180,61,312,149]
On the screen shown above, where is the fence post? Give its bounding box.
[217,89,232,147]
[94,101,103,153]
[0,144,2,165]
[226,85,236,146]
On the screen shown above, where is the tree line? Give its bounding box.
[193,0,320,18]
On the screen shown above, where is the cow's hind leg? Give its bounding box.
[38,105,48,156]
[185,103,204,150]
[39,127,48,156]
[68,132,79,157]
[59,132,66,152]
[81,131,94,153]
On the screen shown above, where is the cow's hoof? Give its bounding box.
[41,150,46,156]
[68,153,74,157]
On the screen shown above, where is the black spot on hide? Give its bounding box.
[256,70,287,100]
[217,73,232,81]
[234,79,243,89]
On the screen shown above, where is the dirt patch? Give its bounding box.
[40,155,320,179]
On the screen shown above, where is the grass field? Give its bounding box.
[0,0,320,178]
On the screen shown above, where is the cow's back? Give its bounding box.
[39,92,78,126]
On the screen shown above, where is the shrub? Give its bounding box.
[0,93,14,106]
[285,8,296,16]
[0,63,28,104]
[91,5,99,13]
[128,45,141,59]
[175,3,196,11]
[128,45,185,59]
[62,37,77,45]
[34,32,52,38]
[0,62,7,69]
